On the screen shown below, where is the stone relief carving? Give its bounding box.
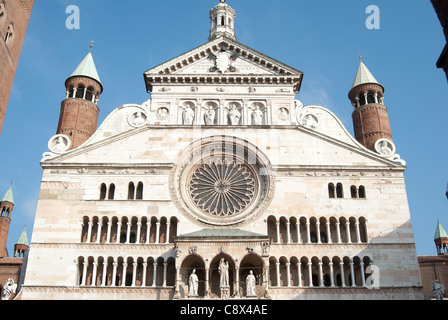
[48,134,71,154]
[128,111,148,128]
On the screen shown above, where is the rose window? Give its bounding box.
[189,159,256,217]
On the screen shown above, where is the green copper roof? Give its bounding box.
[69,52,102,86]
[15,227,28,247]
[352,61,382,89]
[435,221,448,240]
[1,186,14,204]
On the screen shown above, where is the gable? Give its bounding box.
[144,38,304,93]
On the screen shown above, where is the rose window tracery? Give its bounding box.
[189,159,256,217]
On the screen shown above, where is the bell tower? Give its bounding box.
[0,185,14,257]
[209,0,236,41]
[348,59,393,153]
[56,49,103,150]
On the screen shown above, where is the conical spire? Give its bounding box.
[69,51,102,91]
[1,185,14,205]
[351,60,383,90]
[15,226,28,247]
[435,220,448,240]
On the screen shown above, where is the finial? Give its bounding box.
[90,40,94,52]
[220,0,226,3]
[359,52,362,61]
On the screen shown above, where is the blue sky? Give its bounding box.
[0,0,446,256]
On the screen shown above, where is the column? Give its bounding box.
[146,221,151,244]
[355,221,361,244]
[116,222,122,243]
[87,222,92,243]
[286,222,291,244]
[121,262,127,287]
[96,221,102,243]
[235,266,240,298]
[106,221,112,244]
[126,222,131,244]
[296,221,301,244]
[152,262,157,287]
[155,222,160,244]
[142,262,148,287]
[326,221,332,244]
[350,261,356,287]
[316,221,321,244]
[136,219,142,244]
[329,262,335,287]
[318,261,323,287]
[286,263,291,287]
[81,261,87,286]
[112,261,118,287]
[101,261,107,287]
[276,221,280,244]
[340,262,346,288]
[92,261,98,286]
[360,262,366,287]
[166,222,171,244]
[336,221,341,243]
[307,262,313,287]
[205,265,210,297]
[132,262,137,287]
[174,267,180,298]
[297,262,302,287]
[163,262,168,287]
[339,261,345,288]
[346,221,352,244]
[72,88,77,98]
[306,222,311,244]
[276,262,280,286]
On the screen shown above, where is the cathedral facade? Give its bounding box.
[21,1,424,300]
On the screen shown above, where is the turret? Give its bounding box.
[349,59,393,153]
[435,221,448,255]
[0,185,14,257]
[209,0,237,41]
[56,50,103,150]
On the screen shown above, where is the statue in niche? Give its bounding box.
[303,114,319,129]
[183,105,195,125]
[379,140,393,156]
[133,111,147,127]
[218,258,229,288]
[205,108,216,125]
[189,269,199,297]
[53,136,68,152]
[251,106,264,125]
[228,105,241,125]
[246,270,257,297]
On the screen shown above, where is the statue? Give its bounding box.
[183,105,195,125]
[251,106,263,125]
[53,136,68,152]
[218,258,229,288]
[432,280,445,300]
[188,269,199,297]
[133,111,146,126]
[379,140,392,156]
[228,105,241,125]
[246,270,256,297]
[205,108,216,125]
[2,278,17,301]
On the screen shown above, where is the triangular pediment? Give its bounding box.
[144,37,303,92]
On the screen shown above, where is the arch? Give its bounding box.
[108,184,115,200]
[336,183,344,198]
[99,183,107,200]
[359,185,366,199]
[350,185,358,198]
[169,217,178,243]
[328,183,335,198]
[180,254,206,297]
[80,216,89,243]
[136,182,143,200]
[75,84,85,99]
[128,182,135,200]
[209,253,235,298]
[240,253,264,296]
[85,86,95,102]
